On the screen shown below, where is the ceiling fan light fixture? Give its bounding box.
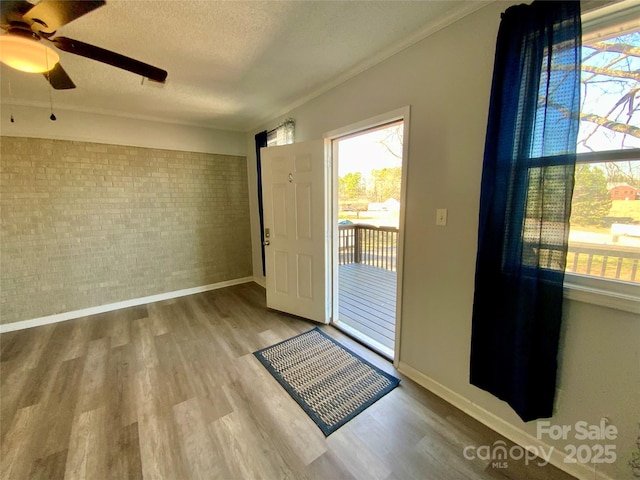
[0,35,59,73]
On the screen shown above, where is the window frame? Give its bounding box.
[509,154,640,314]
[564,149,640,313]
[564,122,640,314]
[561,3,640,313]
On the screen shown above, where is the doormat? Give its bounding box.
[253,327,400,436]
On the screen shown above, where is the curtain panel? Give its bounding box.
[470,1,581,422]
[255,131,268,276]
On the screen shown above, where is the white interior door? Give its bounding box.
[261,140,328,323]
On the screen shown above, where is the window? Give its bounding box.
[267,118,295,147]
[564,5,639,309]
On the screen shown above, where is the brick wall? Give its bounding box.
[0,136,252,325]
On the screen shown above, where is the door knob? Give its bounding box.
[263,240,270,246]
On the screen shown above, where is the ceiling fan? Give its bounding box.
[0,0,167,89]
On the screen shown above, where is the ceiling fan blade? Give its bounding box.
[43,63,75,90]
[23,0,105,34]
[0,1,33,27]
[50,36,168,83]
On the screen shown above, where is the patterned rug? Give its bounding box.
[253,327,400,436]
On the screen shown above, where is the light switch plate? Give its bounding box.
[436,208,448,226]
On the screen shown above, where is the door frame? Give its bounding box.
[324,106,410,365]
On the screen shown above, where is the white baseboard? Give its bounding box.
[0,277,254,333]
[396,362,613,480]
[253,276,266,288]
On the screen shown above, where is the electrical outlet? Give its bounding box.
[436,208,448,226]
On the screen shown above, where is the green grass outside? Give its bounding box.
[570,200,640,234]
[609,199,640,221]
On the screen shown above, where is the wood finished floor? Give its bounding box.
[0,282,576,480]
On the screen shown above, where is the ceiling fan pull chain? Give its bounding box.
[45,48,56,121]
[47,82,56,121]
[8,80,15,123]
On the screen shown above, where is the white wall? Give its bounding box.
[247,3,640,479]
[0,105,246,156]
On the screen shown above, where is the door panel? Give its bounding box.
[295,183,312,239]
[297,254,313,299]
[274,251,289,294]
[272,184,288,237]
[261,140,327,323]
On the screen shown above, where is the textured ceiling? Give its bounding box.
[0,0,485,131]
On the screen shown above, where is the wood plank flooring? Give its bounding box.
[338,263,396,352]
[1,282,576,479]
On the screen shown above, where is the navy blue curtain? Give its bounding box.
[470,1,581,422]
[256,131,268,276]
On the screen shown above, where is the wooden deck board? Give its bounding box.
[337,263,397,351]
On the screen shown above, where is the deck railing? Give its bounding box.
[339,224,639,283]
[338,224,399,272]
[566,242,640,283]
[535,241,639,283]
